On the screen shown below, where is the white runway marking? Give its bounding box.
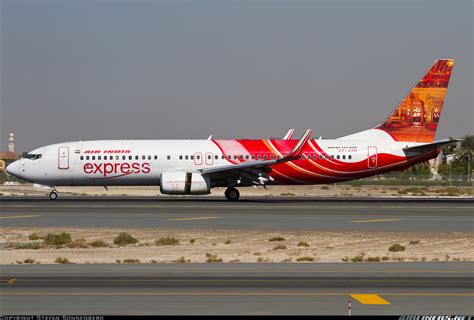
[169,216,221,221]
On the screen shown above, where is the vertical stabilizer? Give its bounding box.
[375,59,454,143]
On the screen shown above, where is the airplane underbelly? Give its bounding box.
[72,173,159,186]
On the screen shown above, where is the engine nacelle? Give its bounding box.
[160,171,211,195]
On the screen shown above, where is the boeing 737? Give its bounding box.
[7,59,458,200]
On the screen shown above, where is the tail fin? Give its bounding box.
[376,59,455,143]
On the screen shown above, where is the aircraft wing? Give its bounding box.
[403,139,460,153]
[201,129,312,175]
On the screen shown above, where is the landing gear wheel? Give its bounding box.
[49,191,58,200]
[225,187,240,201]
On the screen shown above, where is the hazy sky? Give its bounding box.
[1,0,472,152]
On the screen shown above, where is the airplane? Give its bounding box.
[7,59,458,201]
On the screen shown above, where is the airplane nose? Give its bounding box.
[6,160,21,178]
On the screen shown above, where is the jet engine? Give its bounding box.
[160,171,211,195]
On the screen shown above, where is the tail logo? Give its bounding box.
[376,59,454,143]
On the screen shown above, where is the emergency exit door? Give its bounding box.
[58,146,70,169]
[368,146,377,168]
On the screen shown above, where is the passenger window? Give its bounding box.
[331,155,334,159]
[234,155,237,160]
[80,156,84,160]
[190,155,194,160]
[215,155,218,160]
[116,156,119,160]
[320,155,323,160]
[123,156,126,160]
[246,155,249,159]
[222,155,225,160]
[208,155,212,160]
[167,155,171,160]
[142,155,146,160]
[179,155,183,160]
[185,155,189,160]
[270,155,274,160]
[86,156,90,160]
[135,156,139,160]
[348,155,352,160]
[336,155,340,159]
[92,156,95,160]
[325,155,328,159]
[258,155,262,160]
[263,155,267,160]
[196,155,200,160]
[129,156,132,160]
[342,155,346,160]
[148,155,151,160]
[252,155,255,160]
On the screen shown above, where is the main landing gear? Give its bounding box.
[224,187,240,201]
[49,188,58,200]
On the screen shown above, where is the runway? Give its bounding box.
[1,197,472,231]
[1,262,472,315]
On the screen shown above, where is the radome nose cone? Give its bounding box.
[6,160,20,178]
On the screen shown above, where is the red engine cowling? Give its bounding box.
[160,171,211,195]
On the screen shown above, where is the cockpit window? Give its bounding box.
[22,153,42,160]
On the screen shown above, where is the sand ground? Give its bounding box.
[1,227,472,264]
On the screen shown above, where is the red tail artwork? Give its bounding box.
[376,59,454,143]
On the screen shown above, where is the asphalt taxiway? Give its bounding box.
[1,198,473,314]
[1,262,472,315]
[1,197,472,231]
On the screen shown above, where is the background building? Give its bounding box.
[0,132,21,173]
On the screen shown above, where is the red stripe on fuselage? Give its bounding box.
[212,139,437,185]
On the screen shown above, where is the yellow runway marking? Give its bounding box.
[7,279,16,285]
[169,216,220,221]
[351,294,390,304]
[0,215,41,219]
[351,218,403,223]
[0,292,473,297]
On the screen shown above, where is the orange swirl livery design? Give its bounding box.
[376,59,454,143]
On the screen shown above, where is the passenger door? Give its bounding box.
[367,146,377,168]
[58,146,70,169]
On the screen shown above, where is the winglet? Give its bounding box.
[281,129,312,161]
[283,129,295,140]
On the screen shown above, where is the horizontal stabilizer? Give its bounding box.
[403,139,459,153]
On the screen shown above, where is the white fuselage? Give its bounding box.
[7,130,423,188]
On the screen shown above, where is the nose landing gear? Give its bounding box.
[224,187,240,201]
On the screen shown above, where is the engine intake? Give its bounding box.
[160,171,211,195]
